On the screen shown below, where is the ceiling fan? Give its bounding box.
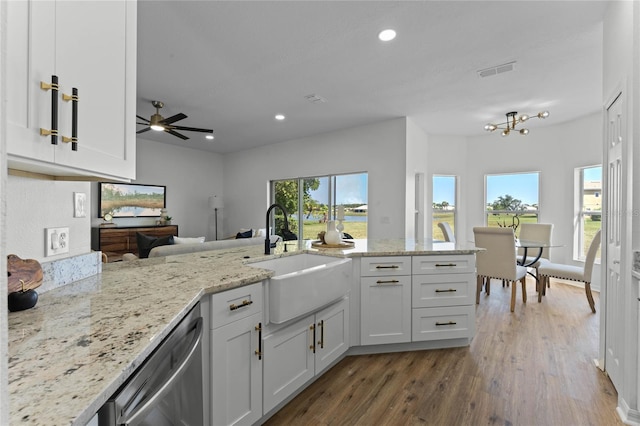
[136,100,213,140]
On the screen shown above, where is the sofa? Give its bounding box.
[122,235,281,261]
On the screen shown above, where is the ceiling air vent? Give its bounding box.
[477,61,516,78]
[304,94,327,103]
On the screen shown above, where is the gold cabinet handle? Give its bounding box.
[376,279,400,285]
[62,88,79,151]
[309,324,316,353]
[435,321,457,326]
[255,323,262,360]
[435,263,457,267]
[435,288,457,293]
[317,320,324,349]
[229,299,253,311]
[40,75,59,145]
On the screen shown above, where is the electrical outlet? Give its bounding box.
[45,227,70,256]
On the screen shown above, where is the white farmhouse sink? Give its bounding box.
[249,254,352,324]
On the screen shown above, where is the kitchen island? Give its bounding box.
[7,239,479,425]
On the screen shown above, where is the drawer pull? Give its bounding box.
[375,265,399,269]
[376,279,400,285]
[435,263,457,267]
[229,299,253,311]
[309,324,316,353]
[62,87,79,151]
[40,75,59,145]
[435,288,457,293]
[318,319,324,349]
[435,321,457,326]
[255,323,262,360]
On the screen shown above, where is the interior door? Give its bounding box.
[604,91,624,391]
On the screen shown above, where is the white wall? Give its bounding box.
[90,138,225,241]
[6,176,91,263]
[223,118,408,240]
[405,118,429,240]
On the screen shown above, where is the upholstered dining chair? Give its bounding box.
[473,227,528,312]
[437,222,455,243]
[517,223,554,281]
[538,229,601,313]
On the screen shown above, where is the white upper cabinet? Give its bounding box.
[6,0,137,181]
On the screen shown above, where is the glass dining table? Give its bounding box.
[516,239,563,302]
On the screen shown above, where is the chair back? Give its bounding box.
[517,223,554,259]
[437,222,455,243]
[583,229,601,282]
[473,227,518,280]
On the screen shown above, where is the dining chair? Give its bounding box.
[517,223,554,282]
[538,229,601,313]
[473,227,528,312]
[437,222,456,243]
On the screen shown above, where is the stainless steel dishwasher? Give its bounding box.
[98,303,204,426]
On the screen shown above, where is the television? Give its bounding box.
[99,182,166,218]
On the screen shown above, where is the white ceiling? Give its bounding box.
[136,1,607,154]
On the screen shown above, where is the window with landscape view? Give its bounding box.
[271,173,368,240]
[485,172,539,238]
[575,165,602,261]
[433,175,457,241]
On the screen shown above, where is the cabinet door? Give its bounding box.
[211,312,263,426]
[360,276,411,345]
[315,297,349,374]
[6,0,56,162]
[53,0,136,179]
[263,315,315,413]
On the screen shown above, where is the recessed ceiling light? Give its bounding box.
[275,114,286,121]
[378,29,396,42]
[206,134,214,140]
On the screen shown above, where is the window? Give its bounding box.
[575,165,602,260]
[485,172,539,237]
[271,172,368,240]
[432,175,457,241]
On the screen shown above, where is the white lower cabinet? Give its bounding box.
[210,284,263,426]
[360,257,412,345]
[263,297,349,413]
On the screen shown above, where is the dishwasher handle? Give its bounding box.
[122,316,203,426]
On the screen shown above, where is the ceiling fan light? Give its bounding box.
[519,128,529,135]
[150,124,164,131]
[206,134,214,140]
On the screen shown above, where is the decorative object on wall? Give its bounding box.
[209,195,223,240]
[136,100,214,140]
[99,182,166,218]
[484,110,549,136]
[74,192,87,218]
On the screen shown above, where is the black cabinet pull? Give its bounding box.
[63,88,79,151]
[40,75,59,145]
[255,323,262,360]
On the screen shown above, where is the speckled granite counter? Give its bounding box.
[8,239,479,425]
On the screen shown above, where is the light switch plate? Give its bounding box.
[45,227,70,256]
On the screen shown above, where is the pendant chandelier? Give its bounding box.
[484,110,549,136]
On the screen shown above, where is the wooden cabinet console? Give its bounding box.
[92,225,178,262]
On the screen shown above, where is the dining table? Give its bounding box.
[516,239,563,302]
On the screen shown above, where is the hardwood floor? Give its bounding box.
[265,278,622,426]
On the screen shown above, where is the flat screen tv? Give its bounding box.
[99,182,166,218]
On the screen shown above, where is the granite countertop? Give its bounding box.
[7,239,480,425]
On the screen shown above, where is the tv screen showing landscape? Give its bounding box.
[99,182,166,218]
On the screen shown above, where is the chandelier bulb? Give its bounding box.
[538,111,550,119]
[501,129,509,137]
[519,114,529,122]
[519,128,529,135]
[484,123,497,132]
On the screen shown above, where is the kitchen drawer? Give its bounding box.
[412,254,475,275]
[210,282,263,329]
[361,256,411,277]
[411,305,475,342]
[412,274,475,308]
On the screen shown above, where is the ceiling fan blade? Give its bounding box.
[136,115,150,123]
[171,125,213,133]
[161,113,187,125]
[137,127,151,134]
[166,128,189,140]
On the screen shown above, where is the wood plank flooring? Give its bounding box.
[265,278,622,426]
